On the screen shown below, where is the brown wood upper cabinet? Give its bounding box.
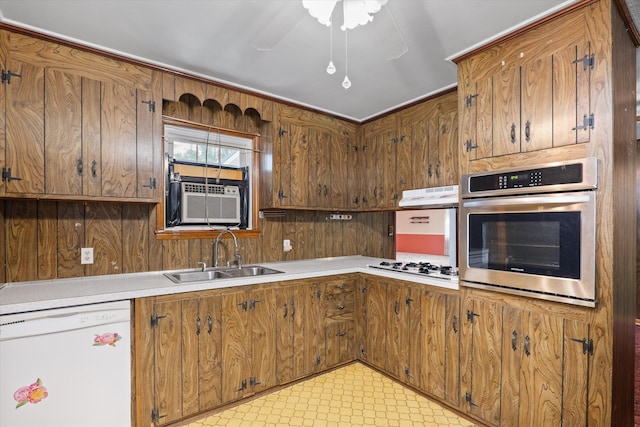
[459,28,593,161]
[0,31,160,202]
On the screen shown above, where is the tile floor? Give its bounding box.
[184,363,475,427]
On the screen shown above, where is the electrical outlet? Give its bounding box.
[81,247,94,265]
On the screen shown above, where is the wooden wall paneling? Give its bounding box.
[122,204,150,273]
[202,99,221,127]
[261,99,273,122]
[44,69,82,195]
[36,201,57,280]
[206,84,228,109]
[221,104,243,132]
[261,216,283,262]
[188,240,205,269]
[162,72,176,102]
[0,200,5,283]
[240,233,261,266]
[315,212,332,259]
[227,89,241,112]
[282,212,297,262]
[84,202,123,276]
[101,81,137,198]
[163,239,190,271]
[6,200,38,282]
[293,211,315,260]
[57,202,85,279]
[342,213,359,256]
[82,77,102,197]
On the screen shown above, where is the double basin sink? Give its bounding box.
[165,265,284,284]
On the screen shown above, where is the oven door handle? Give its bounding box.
[462,193,591,208]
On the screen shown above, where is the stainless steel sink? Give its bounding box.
[164,265,284,283]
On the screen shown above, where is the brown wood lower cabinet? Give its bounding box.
[135,275,592,427]
[460,293,592,427]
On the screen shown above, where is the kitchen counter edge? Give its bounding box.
[0,256,459,315]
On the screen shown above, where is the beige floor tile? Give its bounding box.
[184,363,475,427]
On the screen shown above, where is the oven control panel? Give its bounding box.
[463,157,598,196]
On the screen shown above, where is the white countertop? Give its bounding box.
[0,256,458,315]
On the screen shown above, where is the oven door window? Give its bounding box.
[467,212,580,279]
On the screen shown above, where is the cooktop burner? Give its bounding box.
[368,261,458,280]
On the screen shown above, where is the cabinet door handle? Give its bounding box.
[452,315,458,333]
[283,303,288,318]
[196,316,201,335]
[91,160,97,177]
[510,123,517,144]
[524,335,531,357]
[428,163,433,178]
[236,379,247,392]
[324,185,328,196]
[207,315,213,334]
[524,120,531,142]
[511,330,518,351]
[336,332,346,337]
[435,161,440,178]
[336,284,345,290]
[394,300,400,315]
[336,305,345,310]
[77,158,83,176]
[291,302,295,318]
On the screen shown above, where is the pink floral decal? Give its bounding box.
[14,378,48,408]
[93,332,122,347]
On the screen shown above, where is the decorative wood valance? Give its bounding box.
[162,73,273,122]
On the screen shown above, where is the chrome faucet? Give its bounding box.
[214,229,242,268]
[197,261,207,271]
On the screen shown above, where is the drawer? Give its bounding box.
[324,292,354,317]
[324,280,355,296]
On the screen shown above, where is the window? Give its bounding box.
[157,120,260,238]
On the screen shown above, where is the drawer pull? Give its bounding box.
[336,305,345,310]
[336,284,345,290]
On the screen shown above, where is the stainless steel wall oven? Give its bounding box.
[460,158,598,307]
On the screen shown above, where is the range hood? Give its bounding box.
[398,185,459,208]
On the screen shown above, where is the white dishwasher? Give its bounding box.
[0,300,131,427]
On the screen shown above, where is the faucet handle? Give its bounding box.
[197,261,207,271]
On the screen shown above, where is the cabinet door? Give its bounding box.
[326,319,353,367]
[460,297,502,426]
[521,56,553,153]
[553,42,592,146]
[460,76,493,162]
[136,88,157,199]
[493,66,521,157]
[309,128,330,208]
[199,295,222,411]
[386,283,408,379]
[329,130,349,209]
[153,299,183,425]
[221,290,250,402]
[562,318,590,425]
[44,69,82,195]
[101,81,137,197]
[249,287,277,394]
[435,110,458,186]
[276,286,295,384]
[304,283,326,374]
[444,294,461,406]
[421,290,447,399]
[362,279,387,369]
[277,121,309,207]
[5,59,45,194]
[81,78,102,196]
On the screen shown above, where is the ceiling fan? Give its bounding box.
[250,0,408,62]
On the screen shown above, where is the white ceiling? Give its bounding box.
[0,0,633,123]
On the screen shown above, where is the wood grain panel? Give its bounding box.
[493,66,521,157]
[520,311,563,426]
[6,200,38,282]
[250,287,277,393]
[181,298,200,417]
[476,77,494,159]
[134,298,155,427]
[330,131,349,209]
[45,69,82,195]
[174,76,208,105]
[421,290,447,399]
[137,88,156,199]
[101,81,137,198]
[438,110,459,186]
[406,285,421,388]
[289,123,310,207]
[521,55,553,152]
[37,201,57,280]
[221,289,250,402]
[407,115,429,189]
[148,204,164,272]
[444,294,460,406]
[6,59,45,194]
[123,204,149,273]
[57,202,85,278]
[276,285,294,384]
[0,31,7,197]
[575,41,592,144]
[199,294,223,410]
[162,72,176,101]
[154,299,183,425]
[261,216,283,262]
[82,77,102,196]
[304,283,325,375]
[385,284,406,379]
[163,239,190,270]
[84,202,123,276]
[365,279,387,370]
[9,31,152,90]
[500,306,523,424]
[562,318,589,425]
